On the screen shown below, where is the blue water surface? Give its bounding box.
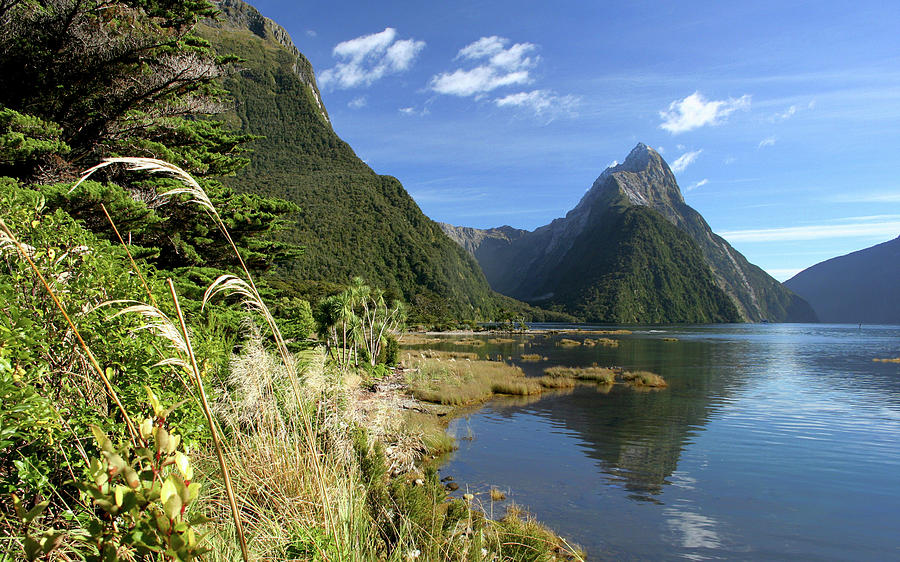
[435,324,900,560]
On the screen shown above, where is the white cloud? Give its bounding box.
[319,28,425,89]
[670,149,703,173]
[829,192,900,203]
[305,29,317,38]
[494,89,580,120]
[773,105,798,121]
[659,91,751,134]
[758,136,777,148]
[656,146,665,154]
[685,178,709,192]
[398,106,429,117]
[348,96,367,109]
[723,156,736,165]
[607,160,619,169]
[720,220,900,242]
[430,36,539,97]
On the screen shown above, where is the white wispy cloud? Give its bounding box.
[685,178,709,191]
[773,105,797,121]
[398,106,429,117]
[659,91,751,134]
[430,36,538,97]
[494,89,580,120]
[670,149,703,173]
[758,136,777,148]
[410,187,488,204]
[720,220,900,242]
[319,28,425,89]
[305,29,317,38]
[828,192,900,204]
[348,96,367,109]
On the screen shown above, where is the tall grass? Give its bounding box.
[4,158,587,561]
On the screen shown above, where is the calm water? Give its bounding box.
[431,324,900,560]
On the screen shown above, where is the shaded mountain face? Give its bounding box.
[198,1,503,322]
[785,236,900,324]
[442,144,816,323]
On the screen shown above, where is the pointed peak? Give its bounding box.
[599,143,663,177]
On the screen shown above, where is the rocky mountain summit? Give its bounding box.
[442,144,816,323]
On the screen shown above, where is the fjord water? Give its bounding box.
[437,324,900,560]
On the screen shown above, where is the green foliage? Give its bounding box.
[0,107,70,175]
[0,183,212,499]
[12,390,209,561]
[0,0,223,175]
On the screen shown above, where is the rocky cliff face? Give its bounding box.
[444,143,816,323]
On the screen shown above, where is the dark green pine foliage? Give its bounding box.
[0,0,301,275]
[539,206,741,323]
[197,12,504,323]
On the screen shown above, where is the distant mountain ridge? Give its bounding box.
[442,144,816,323]
[785,236,900,324]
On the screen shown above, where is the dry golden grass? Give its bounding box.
[403,354,542,405]
[520,353,545,362]
[488,337,516,344]
[453,338,486,346]
[557,338,582,347]
[490,488,506,501]
[399,333,445,345]
[874,357,900,363]
[537,375,577,389]
[544,365,617,384]
[583,337,619,347]
[621,370,668,388]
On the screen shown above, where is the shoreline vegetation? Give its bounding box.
[0,160,588,560]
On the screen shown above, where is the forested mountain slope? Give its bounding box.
[199,0,509,322]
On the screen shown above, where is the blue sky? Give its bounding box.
[243,0,900,280]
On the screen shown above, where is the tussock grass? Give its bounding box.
[490,488,507,501]
[496,504,585,561]
[403,354,542,406]
[583,337,619,347]
[621,370,668,388]
[537,375,577,389]
[557,338,582,347]
[453,338,486,346]
[488,337,516,344]
[545,366,617,384]
[874,357,900,363]
[520,353,546,362]
[399,333,444,345]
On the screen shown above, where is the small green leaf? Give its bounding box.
[24,501,48,524]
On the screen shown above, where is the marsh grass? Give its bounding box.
[557,338,582,347]
[874,357,900,363]
[488,337,516,344]
[520,353,546,362]
[403,354,542,406]
[545,366,618,384]
[583,337,619,347]
[620,370,668,388]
